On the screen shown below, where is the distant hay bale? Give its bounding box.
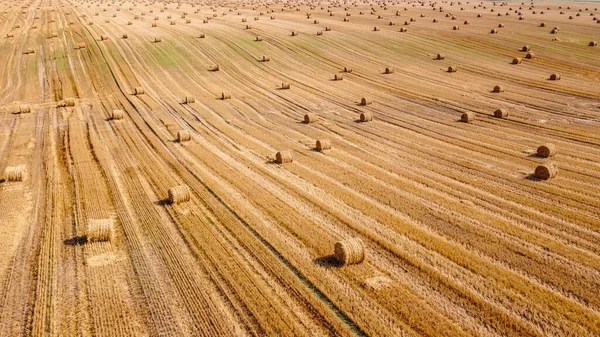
[261,55,270,62]
[122,33,128,39]
[184,96,195,104]
[490,29,498,34]
[436,53,445,60]
[360,112,373,122]
[512,57,523,64]
[389,22,395,26]
[404,21,410,25]
[519,16,525,20]
[199,33,206,38]
[152,23,157,27]
[281,83,291,89]
[334,74,344,80]
[170,21,176,25]
[334,238,365,265]
[492,85,504,93]
[317,30,323,36]
[461,112,475,123]
[4,165,25,182]
[433,18,438,22]
[464,20,470,24]
[87,219,115,243]
[24,48,35,54]
[291,31,298,36]
[551,28,558,34]
[549,73,561,80]
[534,163,558,180]
[6,33,14,38]
[325,26,332,31]
[453,25,460,30]
[525,51,536,59]
[304,113,317,123]
[343,67,352,73]
[255,36,262,41]
[210,65,220,71]
[540,22,546,27]
[168,185,191,204]
[522,45,531,52]
[100,35,109,41]
[65,99,75,107]
[78,42,86,49]
[19,104,31,113]
[498,23,505,28]
[537,143,556,158]
[385,67,394,74]
[373,26,380,31]
[153,37,161,43]
[275,150,293,164]
[316,139,331,151]
[110,109,124,120]
[221,92,231,100]
[447,65,457,72]
[128,21,133,25]
[186,19,191,24]
[134,87,144,95]
[494,109,509,118]
[177,130,191,142]
[589,41,598,46]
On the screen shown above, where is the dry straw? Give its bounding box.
[177,130,191,142]
[87,219,115,242]
[316,139,331,151]
[493,85,504,93]
[512,57,523,64]
[168,185,191,204]
[110,109,124,120]
[525,51,536,59]
[549,73,561,80]
[304,113,317,124]
[494,109,509,118]
[535,163,558,180]
[537,143,556,158]
[360,98,373,106]
[448,65,457,72]
[436,54,445,60]
[4,165,25,182]
[275,150,293,164]
[461,112,475,123]
[334,74,344,81]
[360,112,373,122]
[385,67,394,74]
[334,238,366,265]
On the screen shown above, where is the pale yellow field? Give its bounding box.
[0,0,599,336]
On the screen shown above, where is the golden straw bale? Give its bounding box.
[537,143,556,158]
[534,163,558,180]
[4,165,25,182]
[275,150,293,164]
[360,111,373,122]
[316,139,331,151]
[304,113,317,124]
[494,109,509,118]
[87,219,115,242]
[177,130,191,142]
[461,112,475,123]
[334,238,366,265]
[168,185,191,204]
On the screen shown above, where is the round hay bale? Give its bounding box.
[100,35,109,41]
[221,93,231,100]
[494,109,509,118]
[153,37,161,43]
[540,22,546,27]
[87,219,115,242]
[255,36,262,41]
[78,42,86,49]
[210,65,220,71]
[134,87,144,95]
[291,31,298,36]
[589,41,598,46]
[534,163,558,180]
[464,20,470,24]
[360,97,373,106]
[537,143,556,158]
[168,185,191,204]
[491,28,499,34]
[343,67,352,73]
[122,33,128,39]
[128,21,133,25]
[304,113,317,123]
[6,33,14,38]
[360,111,373,122]
[177,130,191,142]
[281,83,291,89]
[433,18,439,22]
[385,67,395,74]
[4,165,25,182]
[152,23,157,27]
[447,65,458,72]
[453,25,460,30]
[436,54,446,60]
[334,74,344,81]
[522,45,531,51]
[461,112,475,123]
[261,55,270,62]
[316,139,331,151]
[549,73,561,80]
[334,238,365,265]
[317,30,323,36]
[110,109,124,120]
[184,96,195,104]
[275,150,293,164]
[493,85,504,93]
[25,48,35,54]
[400,27,409,32]
[199,33,206,38]
[374,26,380,31]
[19,104,31,113]
[512,57,523,64]
[551,28,558,34]
[498,23,505,28]
[325,26,332,31]
[525,51,536,59]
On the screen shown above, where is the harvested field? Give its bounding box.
[1,0,599,336]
